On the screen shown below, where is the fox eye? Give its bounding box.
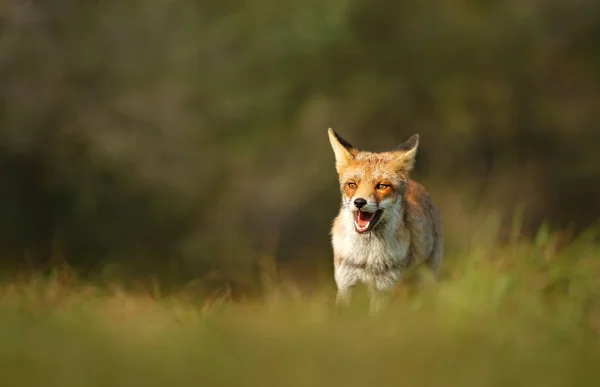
[347,182,357,189]
[376,183,390,190]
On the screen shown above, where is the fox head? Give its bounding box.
[327,128,419,234]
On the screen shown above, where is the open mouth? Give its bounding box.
[354,210,383,233]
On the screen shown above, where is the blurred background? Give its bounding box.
[0,0,598,297]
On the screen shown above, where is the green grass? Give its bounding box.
[0,225,599,387]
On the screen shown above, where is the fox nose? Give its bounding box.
[353,198,367,209]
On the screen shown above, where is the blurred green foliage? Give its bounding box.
[0,0,598,291]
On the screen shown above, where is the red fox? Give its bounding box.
[327,128,443,312]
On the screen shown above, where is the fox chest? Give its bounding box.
[332,232,411,290]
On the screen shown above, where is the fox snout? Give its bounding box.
[345,196,379,213]
[346,197,384,233]
[353,198,367,209]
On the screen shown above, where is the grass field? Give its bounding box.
[1,223,599,387]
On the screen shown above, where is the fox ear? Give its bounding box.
[393,134,419,172]
[327,128,357,171]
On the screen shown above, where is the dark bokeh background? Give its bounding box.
[1,0,599,295]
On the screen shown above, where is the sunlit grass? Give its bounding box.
[0,224,599,387]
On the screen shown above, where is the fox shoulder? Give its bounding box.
[404,179,441,265]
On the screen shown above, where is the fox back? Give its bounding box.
[327,128,443,307]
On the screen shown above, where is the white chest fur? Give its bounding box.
[332,221,410,292]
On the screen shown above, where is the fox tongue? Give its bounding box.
[357,211,374,228]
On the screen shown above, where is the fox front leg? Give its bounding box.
[334,266,357,309]
[335,287,353,308]
[368,286,395,315]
